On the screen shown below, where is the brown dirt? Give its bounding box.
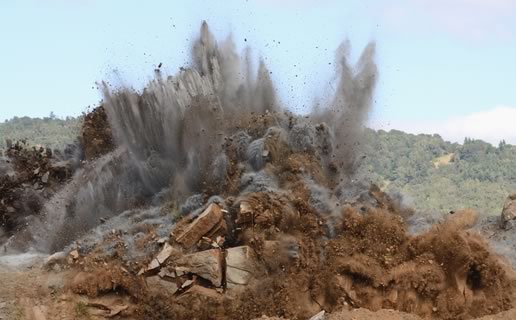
[2,261,516,320]
[327,308,423,320]
[258,308,516,320]
[0,263,138,320]
[70,266,146,299]
[214,206,515,320]
[319,208,514,319]
[79,106,114,161]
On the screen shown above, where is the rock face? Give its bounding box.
[501,193,516,229]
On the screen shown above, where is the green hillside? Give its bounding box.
[0,115,80,150]
[359,129,516,216]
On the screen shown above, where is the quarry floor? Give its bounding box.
[2,260,516,320]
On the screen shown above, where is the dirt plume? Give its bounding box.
[198,205,512,320]
[318,209,514,319]
[79,105,114,160]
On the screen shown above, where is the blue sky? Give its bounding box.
[1,0,515,144]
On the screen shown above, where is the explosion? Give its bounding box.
[1,22,515,320]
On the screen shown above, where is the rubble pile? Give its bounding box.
[63,165,516,319]
[0,140,75,239]
[64,111,516,319]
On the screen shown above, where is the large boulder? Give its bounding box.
[501,193,516,229]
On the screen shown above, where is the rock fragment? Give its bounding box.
[226,246,258,288]
[178,284,223,302]
[41,172,50,184]
[173,203,227,248]
[501,192,516,229]
[85,300,129,318]
[146,276,179,295]
[69,249,79,260]
[138,243,181,276]
[155,243,178,265]
[172,249,223,287]
[309,310,326,320]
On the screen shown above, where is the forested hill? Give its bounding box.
[358,129,516,216]
[1,116,515,216]
[0,115,80,149]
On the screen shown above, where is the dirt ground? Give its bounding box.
[2,208,516,320]
[0,260,137,320]
[1,262,516,320]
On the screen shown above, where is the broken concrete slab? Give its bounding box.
[158,268,176,280]
[172,249,223,287]
[204,218,228,239]
[174,203,226,248]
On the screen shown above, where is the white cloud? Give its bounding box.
[371,106,516,145]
